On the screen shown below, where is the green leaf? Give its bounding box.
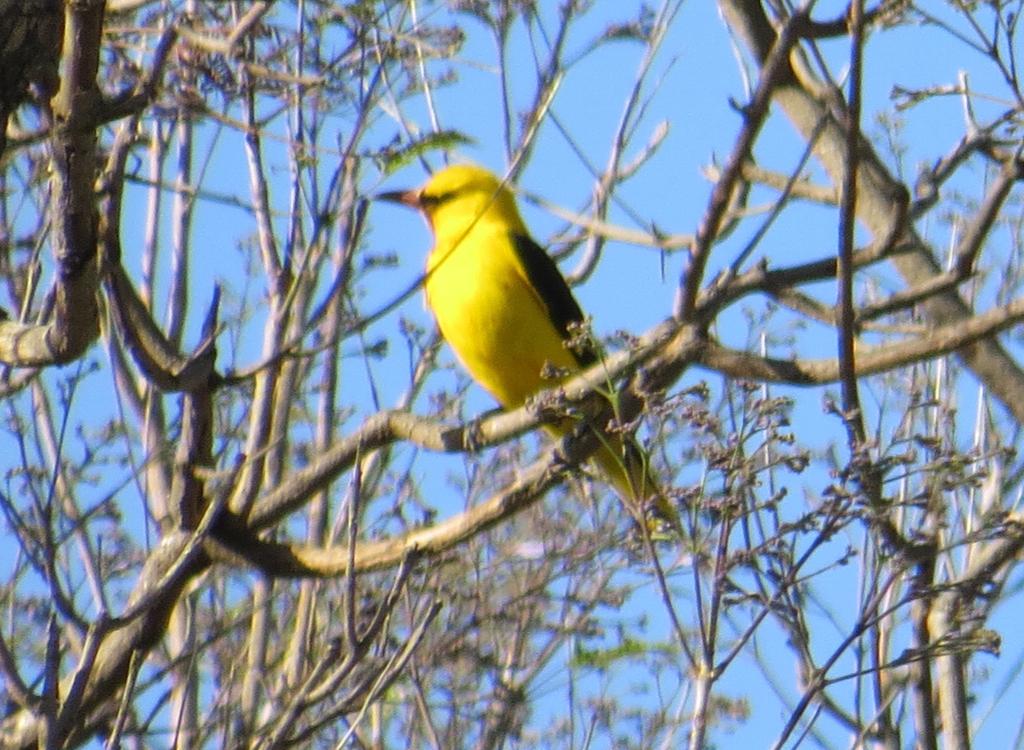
[379,130,476,175]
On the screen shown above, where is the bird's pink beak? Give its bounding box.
[376,188,422,209]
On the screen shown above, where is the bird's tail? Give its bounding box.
[592,434,684,542]
[546,417,683,541]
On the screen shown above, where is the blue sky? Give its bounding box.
[359,3,1023,747]
[4,1,1022,747]
[121,2,1017,745]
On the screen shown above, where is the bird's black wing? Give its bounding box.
[512,233,599,367]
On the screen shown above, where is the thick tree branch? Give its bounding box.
[700,295,1024,385]
[0,533,212,750]
[0,0,104,367]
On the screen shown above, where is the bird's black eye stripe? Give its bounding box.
[420,191,454,208]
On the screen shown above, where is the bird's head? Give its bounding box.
[377,164,526,238]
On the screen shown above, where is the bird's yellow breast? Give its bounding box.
[425,225,579,409]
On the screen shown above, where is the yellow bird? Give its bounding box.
[380,163,678,537]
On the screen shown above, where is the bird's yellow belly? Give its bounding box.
[425,241,578,409]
